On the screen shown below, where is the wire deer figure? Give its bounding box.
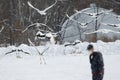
[28,38,49,64]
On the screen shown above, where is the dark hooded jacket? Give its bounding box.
[89,52,104,75]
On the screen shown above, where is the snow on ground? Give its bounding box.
[0,40,120,80]
[0,55,120,80]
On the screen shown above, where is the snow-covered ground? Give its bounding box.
[0,40,120,80]
[0,55,120,80]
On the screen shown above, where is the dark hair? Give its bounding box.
[87,44,93,50]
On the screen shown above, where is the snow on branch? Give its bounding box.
[84,29,120,34]
[0,26,5,33]
[83,9,113,18]
[27,0,57,15]
[101,23,120,28]
[66,14,93,28]
[22,23,53,33]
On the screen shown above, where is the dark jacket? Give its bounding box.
[89,52,104,75]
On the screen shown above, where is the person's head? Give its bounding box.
[87,44,94,54]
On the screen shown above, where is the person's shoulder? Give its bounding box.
[93,51,102,56]
[95,51,102,54]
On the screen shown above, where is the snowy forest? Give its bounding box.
[0,0,120,46]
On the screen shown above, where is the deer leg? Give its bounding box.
[39,55,42,64]
[42,56,46,64]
